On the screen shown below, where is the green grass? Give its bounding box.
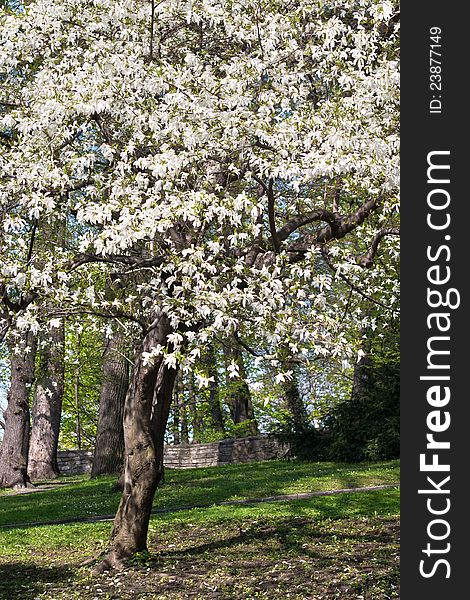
[0,459,399,527]
[0,488,400,555]
[0,460,400,599]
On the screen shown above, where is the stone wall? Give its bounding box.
[57,450,94,475]
[163,436,286,469]
[57,436,286,475]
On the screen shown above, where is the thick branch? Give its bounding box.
[316,194,381,243]
[277,210,341,242]
[357,227,400,268]
[267,178,280,253]
[26,219,38,266]
[68,253,165,271]
[234,332,262,357]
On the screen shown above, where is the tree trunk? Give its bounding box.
[224,344,258,435]
[28,323,65,481]
[92,330,129,477]
[189,373,203,443]
[98,314,174,570]
[0,333,36,489]
[177,374,189,444]
[206,343,225,435]
[283,364,308,431]
[171,378,180,445]
[351,336,373,403]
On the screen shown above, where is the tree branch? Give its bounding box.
[267,178,280,253]
[316,194,382,243]
[356,227,400,268]
[26,219,38,266]
[234,331,262,357]
[321,247,398,314]
[149,0,156,61]
[277,209,341,242]
[68,253,165,272]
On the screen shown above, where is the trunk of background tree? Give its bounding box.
[189,373,203,443]
[98,314,174,570]
[74,371,82,450]
[283,364,308,431]
[178,374,189,444]
[206,343,225,435]
[0,333,36,489]
[28,324,65,481]
[224,344,258,435]
[171,372,181,444]
[180,404,189,443]
[92,330,129,477]
[351,335,373,403]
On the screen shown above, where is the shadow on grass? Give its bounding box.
[0,460,399,530]
[157,515,397,563]
[131,513,400,599]
[0,562,72,600]
[160,459,398,506]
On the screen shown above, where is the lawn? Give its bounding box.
[0,459,399,526]
[0,460,400,599]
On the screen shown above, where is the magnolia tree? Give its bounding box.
[0,0,399,566]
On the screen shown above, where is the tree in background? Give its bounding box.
[223,343,259,436]
[28,322,65,480]
[324,321,400,462]
[92,328,130,476]
[202,343,226,437]
[60,321,104,450]
[0,333,36,488]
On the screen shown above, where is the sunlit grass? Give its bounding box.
[0,459,399,527]
[0,461,400,599]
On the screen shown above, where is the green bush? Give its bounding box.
[323,351,400,462]
[272,330,400,463]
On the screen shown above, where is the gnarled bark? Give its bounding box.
[98,314,175,569]
[0,333,36,489]
[28,324,65,481]
[92,330,129,477]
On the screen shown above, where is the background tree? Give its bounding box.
[28,322,65,481]
[0,333,36,488]
[92,328,130,476]
[323,321,400,462]
[60,320,104,450]
[223,343,259,436]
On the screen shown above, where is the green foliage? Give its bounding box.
[59,321,104,450]
[270,420,330,462]
[270,326,400,463]
[222,419,259,439]
[323,328,400,462]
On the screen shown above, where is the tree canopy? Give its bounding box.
[1,0,399,365]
